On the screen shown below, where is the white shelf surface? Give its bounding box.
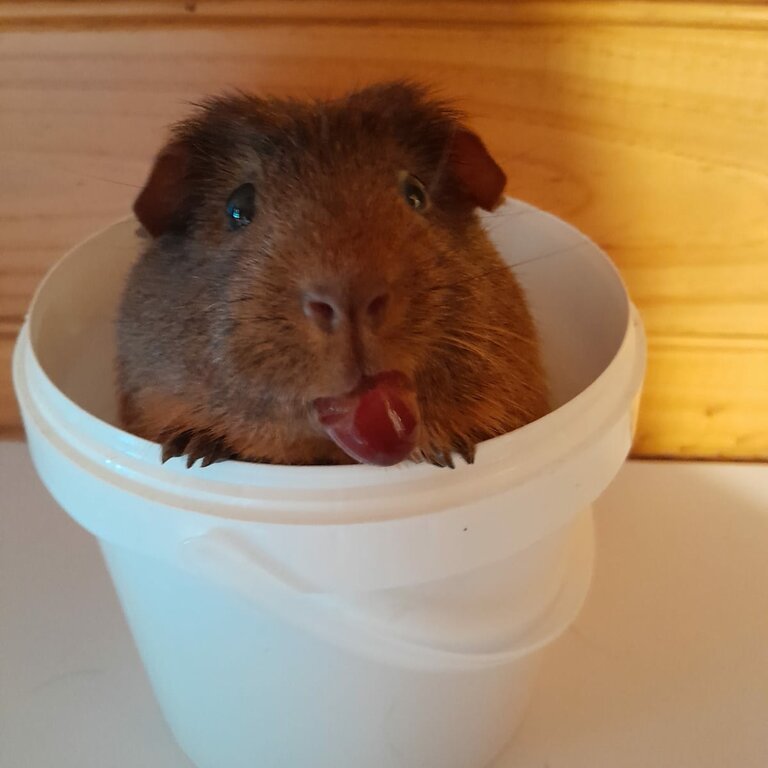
[2,441,767,767]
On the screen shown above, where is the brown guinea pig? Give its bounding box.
[117,81,549,469]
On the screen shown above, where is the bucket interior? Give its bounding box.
[28,200,629,444]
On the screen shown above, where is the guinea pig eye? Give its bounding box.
[225,183,256,229]
[398,172,430,212]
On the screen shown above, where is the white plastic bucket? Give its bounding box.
[13,199,645,768]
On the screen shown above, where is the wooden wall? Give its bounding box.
[1,1,767,458]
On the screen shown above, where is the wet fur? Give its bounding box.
[117,82,549,467]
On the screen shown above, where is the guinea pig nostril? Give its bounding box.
[367,293,389,323]
[303,297,338,332]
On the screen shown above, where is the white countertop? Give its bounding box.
[2,442,767,767]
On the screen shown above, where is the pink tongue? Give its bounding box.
[313,371,419,466]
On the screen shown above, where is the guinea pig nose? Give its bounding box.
[303,293,342,333]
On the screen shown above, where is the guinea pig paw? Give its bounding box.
[421,437,477,468]
[421,446,455,469]
[160,430,234,468]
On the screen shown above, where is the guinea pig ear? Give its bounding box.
[448,129,507,211]
[133,141,189,237]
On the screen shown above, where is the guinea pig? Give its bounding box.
[116,81,549,468]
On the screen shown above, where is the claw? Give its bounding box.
[200,452,217,468]
[161,431,192,463]
[454,439,476,465]
[184,434,212,468]
[200,441,230,468]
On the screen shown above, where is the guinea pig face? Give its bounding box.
[218,152,460,406]
[131,86,507,412]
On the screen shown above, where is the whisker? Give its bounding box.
[439,331,544,395]
[424,240,586,295]
[459,325,537,346]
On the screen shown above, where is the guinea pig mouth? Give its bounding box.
[312,371,419,466]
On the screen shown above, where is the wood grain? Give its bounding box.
[1,1,767,457]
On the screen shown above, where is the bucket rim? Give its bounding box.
[15,199,646,518]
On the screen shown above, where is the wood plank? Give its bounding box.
[1,2,767,458]
[638,338,768,459]
[0,337,23,441]
[1,2,766,31]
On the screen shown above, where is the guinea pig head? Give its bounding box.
[132,83,507,465]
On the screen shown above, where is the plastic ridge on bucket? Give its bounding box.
[178,508,595,671]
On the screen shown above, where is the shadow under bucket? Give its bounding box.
[13,199,645,768]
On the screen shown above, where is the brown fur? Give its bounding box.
[117,81,549,467]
